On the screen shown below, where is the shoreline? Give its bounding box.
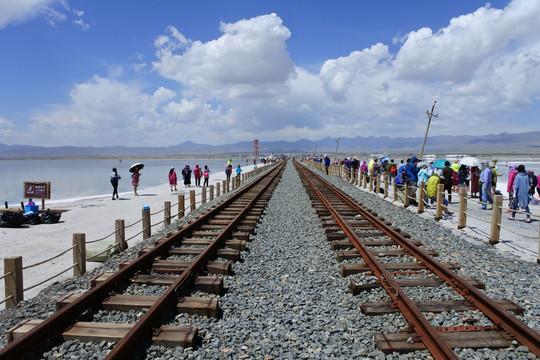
[0,165,257,306]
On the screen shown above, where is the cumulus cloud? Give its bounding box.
[0,0,89,30]
[0,0,55,29]
[393,0,540,83]
[152,14,296,99]
[9,1,540,147]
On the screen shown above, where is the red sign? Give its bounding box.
[24,181,51,199]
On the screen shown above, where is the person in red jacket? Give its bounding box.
[506,164,518,213]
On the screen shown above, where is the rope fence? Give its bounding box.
[305,159,540,264]
[1,162,275,308]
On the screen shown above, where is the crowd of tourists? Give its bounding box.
[315,154,539,223]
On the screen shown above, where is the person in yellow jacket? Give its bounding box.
[426,170,454,216]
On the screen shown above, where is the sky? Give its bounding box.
[0,0,539,148]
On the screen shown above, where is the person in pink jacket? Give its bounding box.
[537,173,540,197]
[506,164,518,213]
[193,164,202,187]
[168,167,177,191]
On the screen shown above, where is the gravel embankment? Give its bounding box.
[0,160,538,359]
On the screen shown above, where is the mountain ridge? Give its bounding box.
[1,131,539,158]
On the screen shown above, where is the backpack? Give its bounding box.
[389,164,397,174]
[203,170,209,177]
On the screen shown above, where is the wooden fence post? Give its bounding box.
[363,173,367,189]
[178,195,185,218]
[72,233,86,277]
[393,181,398,202]
[210,185,215,201]
[115,219,127,252]
[142,206,151,240]
[164,201,171,227]
[418,181,425,214]
[216,183,221,197]
[190,190,196,211]
[458,189,467,229]
[369,175,374,192]
[4,256,23,308]
[384,174,388,198]
[201,188,207,205]
[404,183,410,207]
[435,184,444,220]
[375,174,381,194]
[489,194,503,245]
[225,179,229,193]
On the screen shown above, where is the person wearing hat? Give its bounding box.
[417,162,431,206]
[168,167,177,191]
[350,156,360,182]
[509,165,531,223]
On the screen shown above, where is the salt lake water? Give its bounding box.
[1,157,249,206]
[2,155,539,207]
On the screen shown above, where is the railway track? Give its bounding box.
[294,160,540,359]
[0,162,285,359]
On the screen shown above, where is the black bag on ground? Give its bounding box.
[23,212,42,225]
[0,212,25,228]
[40,209,61,224]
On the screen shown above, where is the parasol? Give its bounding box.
[459,157,481,167]
[129,163,144,172]
[432,159,449,169]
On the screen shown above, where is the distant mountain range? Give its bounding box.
[1,131,539,159]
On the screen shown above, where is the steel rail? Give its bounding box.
[104,162,285,359]
[294,162,459,359]
[297,162,540,357]
[0,162,284,359]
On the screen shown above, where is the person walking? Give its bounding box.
[506,164,518,213]
[387,159,397,184]
[417,162,431,206]
[225,164,232,182]
[480,162,493,209]
[110,168,121,200]
[442,161,454,203]
[182,165,192,188]
[168,167,178,191]
[193,164,202,187]
[509,165,531,223]
[324,154,331,175]
[203,165,210,187]
[131,168,140,196]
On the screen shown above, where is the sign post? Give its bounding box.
[253,139,260,168]
[23,181,51,211]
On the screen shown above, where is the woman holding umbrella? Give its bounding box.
[130,163,144,196]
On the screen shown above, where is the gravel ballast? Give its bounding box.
[0,160,538,359]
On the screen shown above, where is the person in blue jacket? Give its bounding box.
[323,154,331,175]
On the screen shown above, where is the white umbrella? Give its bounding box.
[129,163,144,172]
[459,156,481,167]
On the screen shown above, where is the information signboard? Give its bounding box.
[23,181,51,199]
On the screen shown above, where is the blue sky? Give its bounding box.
[0,0,538,147]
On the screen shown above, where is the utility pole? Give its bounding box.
[334,137,340,163]
[420,101,438,160]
